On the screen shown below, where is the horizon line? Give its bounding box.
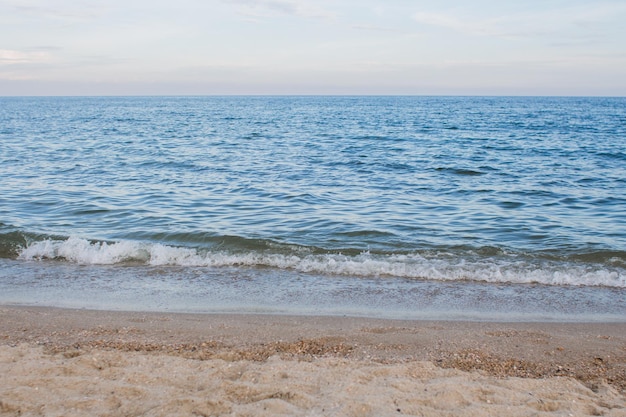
[2,94,625,98]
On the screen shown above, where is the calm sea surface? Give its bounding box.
[1,96,625,320]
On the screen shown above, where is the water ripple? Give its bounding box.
[1,96,625,286]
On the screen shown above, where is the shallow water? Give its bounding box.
[1,258,624,321]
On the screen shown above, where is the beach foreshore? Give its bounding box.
[1,305,625,416]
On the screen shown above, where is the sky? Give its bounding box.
[1,0,625,96]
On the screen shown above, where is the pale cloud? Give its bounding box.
[351,24,405,34]
[226,0,336,20]
[413,2,626,40]
[412,10,552,38]
[0,48,55,81]
[2,1,110,22]
[412,12,481,34]
[0,49,51,65]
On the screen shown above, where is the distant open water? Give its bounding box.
[1,96,625,320]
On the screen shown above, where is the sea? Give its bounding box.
[1,96,625,321]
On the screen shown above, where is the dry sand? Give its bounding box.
[1,306,625,416]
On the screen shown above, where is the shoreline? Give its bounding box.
[3,257,625,323]
[2,305,626,415]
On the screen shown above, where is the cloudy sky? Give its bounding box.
[1,0,625,95]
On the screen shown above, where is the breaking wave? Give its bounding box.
[16,237,626,288]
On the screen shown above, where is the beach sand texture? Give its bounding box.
[1,307,625,416]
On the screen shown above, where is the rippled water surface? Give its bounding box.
[1,96,625,319]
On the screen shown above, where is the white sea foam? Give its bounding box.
[18,238,626,287]
[19,238,150,265]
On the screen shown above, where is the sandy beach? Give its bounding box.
[1,306,625,416]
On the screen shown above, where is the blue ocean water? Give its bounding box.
[1,96,625,320]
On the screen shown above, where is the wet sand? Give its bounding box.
[1,306,625,416]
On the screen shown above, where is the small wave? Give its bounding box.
[597,151,626,160]
[0,229,59,259]
[435,167,485,176]
[17,237,626,288]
